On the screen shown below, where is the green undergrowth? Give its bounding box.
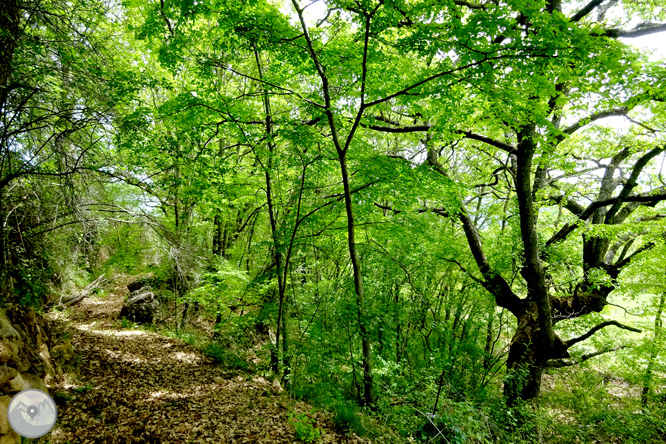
[288,410,323,443]
[540,366,666,444]
[128,321,256,373]
[113,276,666,444]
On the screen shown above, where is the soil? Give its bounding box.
[39,277,367,443]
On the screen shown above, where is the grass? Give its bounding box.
[332,402,364,435]
[75,383,93,393]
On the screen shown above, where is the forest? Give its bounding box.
[1,0,666,442]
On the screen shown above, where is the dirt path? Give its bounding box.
[40,279,359,443]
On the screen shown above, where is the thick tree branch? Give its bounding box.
[570,0,606,22]
[159,0,175,37]
[562,107,628,137]
[545,222,579,248]
[548,195,585,216]
[565,320,641,348]
[605,146,665,224]
[426,142,523,315]
[459,210,525,315]
[581,190,666,220]
[463,131,516,154]
[547,345,628,367]
[614,241,656,270]
[453,0,486,9]
[603,23,666,38]
[366,123,430,133]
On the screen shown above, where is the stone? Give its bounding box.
[39,342,51,360]
[0,342,12,364]
[127,277,156,293]
[39,343,56,377]
[16,358,30,373]
[51,340,77,376]
[22,373,47,392]
[0,396,11,434]
[119,291,159,324]
[0,431,20,444]
[0,368,18,386]
[0,327,19,341]
[5,374,25,393]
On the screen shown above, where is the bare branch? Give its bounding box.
[453,0,486,9]
[366,123,431,133]
[565,320,641,348]
[570,0,606,22]
[603,23,666,38]
[581,189,666,220]
[547,345,628,367]
[545,222,579,248]
[614,241,656,270]
[562,107,628,137]
[463,131,516,154]
[605,146,665,224]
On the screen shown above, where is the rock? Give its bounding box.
[132,286,153,296]
[119,291,159,324]
[51,340,76,374]
[16,357,30,373]
[5,374,25,393]
[127,277,156,293]
[39,343,56,378]
[0,342,13,364]
[0,431,20,444]
[0,396,11,434]
[0,327,19,341]
[0,368,18,386]
[0,313,20,339]
[272,378,284,394]
[22,373,47,392]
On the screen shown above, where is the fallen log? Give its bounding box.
[56,274,109,310]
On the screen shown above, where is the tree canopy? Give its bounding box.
[3,0,666,441]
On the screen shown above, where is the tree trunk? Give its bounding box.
[642,291,665,406]
[281,295,289,382]
[483,309,494,370]
[213,309,222,340]
[180,302,190,329]
[395,283,401,364]
[0,0,19,88]
[253,49,288,379]
[212,213,222,256]
[504,302,569,404]
[504,315,547,405]
[337,150,374,406]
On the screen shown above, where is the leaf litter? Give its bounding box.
[40,278,370,443]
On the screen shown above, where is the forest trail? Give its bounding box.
[40,280,357,444]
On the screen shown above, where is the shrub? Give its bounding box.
[204,342,251,371]
[121,317,136,329]
[332,403,363,436]
[288,410,322,443]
